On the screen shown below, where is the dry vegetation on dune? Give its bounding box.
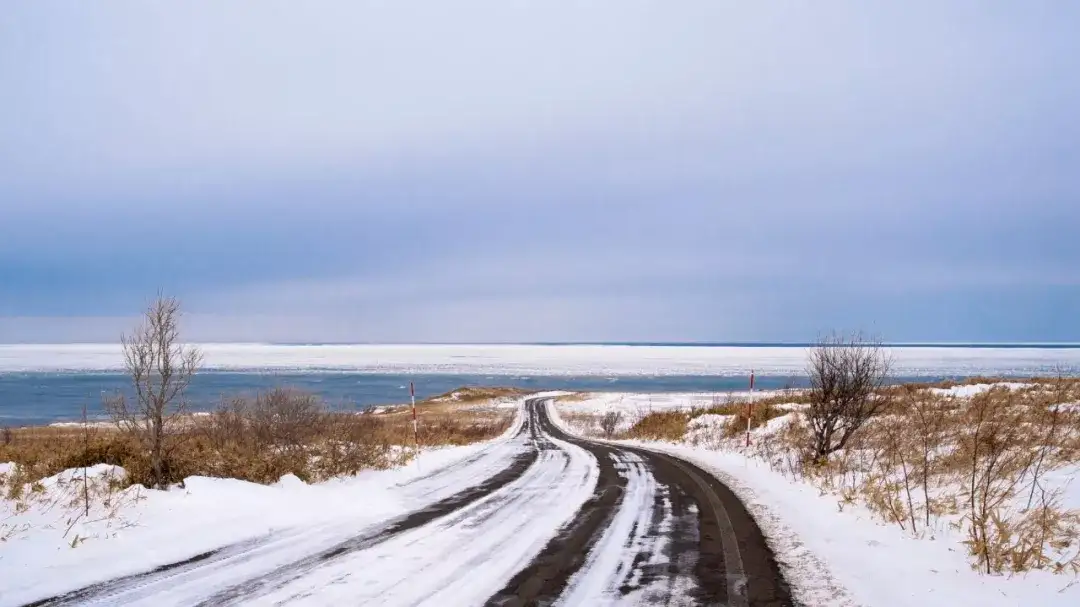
[423,387,531,406]
[588,392,803,443]
[752,380,1080,575]
[0,388,514,492]
[560,335,1080,576]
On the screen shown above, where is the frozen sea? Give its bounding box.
[2,343,1079,426]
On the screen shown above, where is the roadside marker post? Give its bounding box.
[745,371,755,448]
[411,382,419,463]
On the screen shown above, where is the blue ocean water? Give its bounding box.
[5,341,1079,427]
[1,370,951,427]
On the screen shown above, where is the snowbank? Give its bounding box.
[689,413,734,429]
[0,408,526,606]
[47,420,117,429]
[684,414,735,447]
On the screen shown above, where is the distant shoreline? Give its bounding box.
[3,341,1080,348]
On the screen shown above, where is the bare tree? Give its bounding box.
[805,332,891,463]
[104,295,202,489]
[599,410,623,438]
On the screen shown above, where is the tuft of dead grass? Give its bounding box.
[623,411,690,442]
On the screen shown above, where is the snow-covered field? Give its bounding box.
[3,343,1080,376]
[552,391,1080,607]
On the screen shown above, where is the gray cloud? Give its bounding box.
[2,2,1079,342]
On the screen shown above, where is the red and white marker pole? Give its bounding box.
[746,370,755,447]
[410,382,418,455]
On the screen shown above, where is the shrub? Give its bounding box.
[805,332,891,463]
[599,410,623,438]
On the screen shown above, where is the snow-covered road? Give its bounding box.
[21,400,790,606]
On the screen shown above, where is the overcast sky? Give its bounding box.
[2,1,1079,343]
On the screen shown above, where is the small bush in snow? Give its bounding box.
[599,410,623,438]
[805,331,891,464]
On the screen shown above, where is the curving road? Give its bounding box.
[25,399,792,607]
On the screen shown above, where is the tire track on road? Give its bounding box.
[489,398,794,607]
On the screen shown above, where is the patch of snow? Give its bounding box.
[689,413,734,429]
[684,414,736,448]
[557,391,784,417]
[928,382,1032,398]
[761,413,796,433]
[462,397,524,411]
[48,420,116,429]
[272,474,307,489]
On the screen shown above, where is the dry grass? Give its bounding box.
[420,387,529,407]
[746,379,1080,575]
[1,388,513,490]
[617,393,800,443]
[623,411,690,442]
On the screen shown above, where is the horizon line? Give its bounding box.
[4,341,1080,348]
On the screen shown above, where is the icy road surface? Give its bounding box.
[23,400,790,607]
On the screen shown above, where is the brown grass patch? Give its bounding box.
[623,411,689,442]
[422,386,529,405]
